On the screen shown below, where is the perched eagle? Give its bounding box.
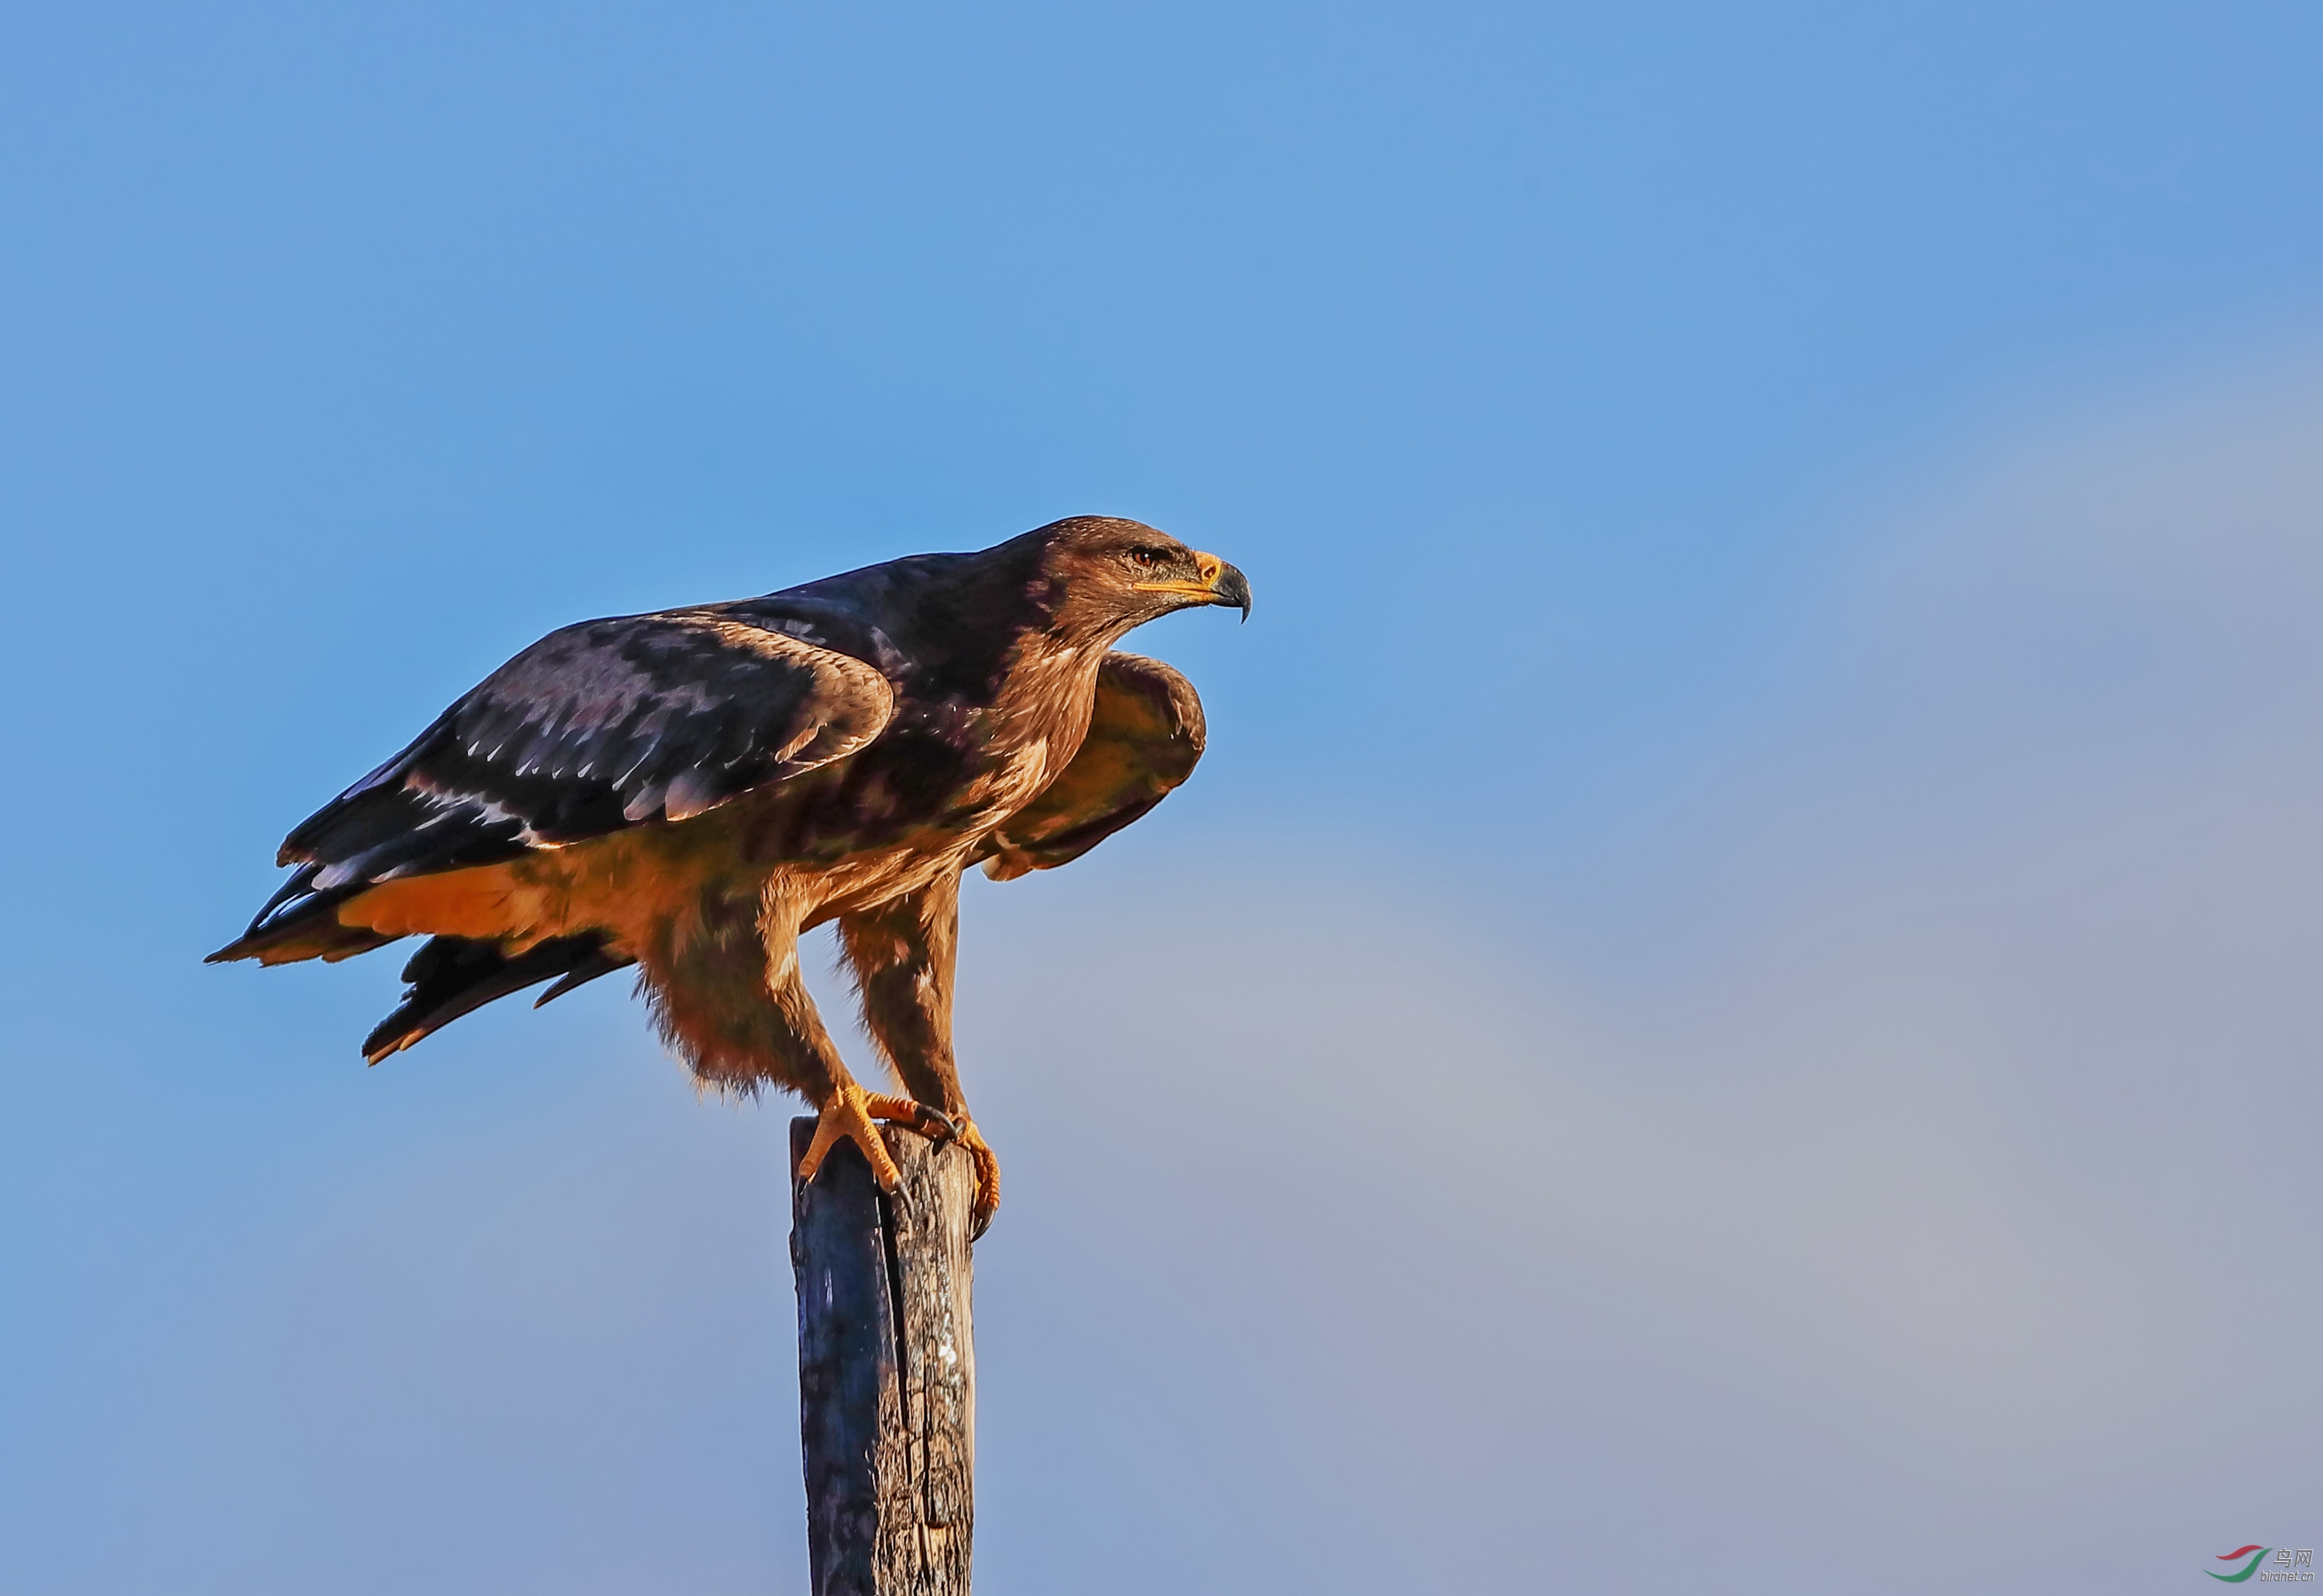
[210,517,1250,1234]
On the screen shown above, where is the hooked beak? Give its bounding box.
[1135,551,1254,623]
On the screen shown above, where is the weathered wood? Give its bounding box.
[790,1119,976,1596]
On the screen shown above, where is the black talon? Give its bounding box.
[915,1104,960,1145]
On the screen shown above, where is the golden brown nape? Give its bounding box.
[208,514,1248,1239]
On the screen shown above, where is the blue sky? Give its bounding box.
[5,3,2322,1591]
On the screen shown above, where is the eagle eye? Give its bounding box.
[1127,547,1168,569]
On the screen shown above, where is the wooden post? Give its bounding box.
[789,1119,976,1596]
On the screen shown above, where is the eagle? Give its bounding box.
[209,516,1251,1235]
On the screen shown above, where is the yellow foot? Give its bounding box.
[795,1082,957,1193]
[952,1117,1001,1241]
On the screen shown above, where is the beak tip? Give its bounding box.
[1213,561,1253,623]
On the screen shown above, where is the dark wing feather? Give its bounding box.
[359,934,625,1062]
[213,610,894,961]
[975,651,1206,880]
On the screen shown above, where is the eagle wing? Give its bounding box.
[976,651,1206,881]
[212,609,895,963]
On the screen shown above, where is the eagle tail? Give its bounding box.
[361,933,635,1063]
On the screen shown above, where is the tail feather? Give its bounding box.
[533,946,634,1008]
[362,933,633,1062]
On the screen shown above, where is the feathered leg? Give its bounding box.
[639,879,945,1193]
[839,870,1000,1236]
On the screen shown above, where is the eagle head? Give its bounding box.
[1031,516,1253,637]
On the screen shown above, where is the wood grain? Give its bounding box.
[791,1119,976,1596]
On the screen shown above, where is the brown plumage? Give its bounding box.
[208,516,1251,1233]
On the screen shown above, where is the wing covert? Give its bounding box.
[215,610,894,960]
